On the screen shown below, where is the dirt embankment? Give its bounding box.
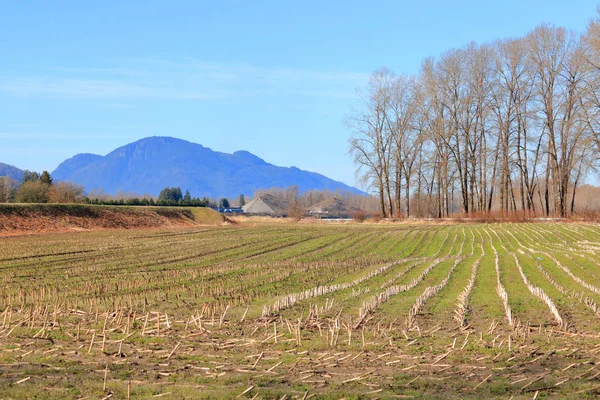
[0,204,224,236]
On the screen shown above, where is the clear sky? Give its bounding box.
[1,1,599,188]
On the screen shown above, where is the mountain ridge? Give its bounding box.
[0,163,24,182]
[50,136,365,198]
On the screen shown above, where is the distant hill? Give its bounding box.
[52,136,365,198]
[308,196,361,218]
[0,163,24,182]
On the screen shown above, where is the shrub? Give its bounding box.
[15,180,50,203]
[351,210,368,222]
[287,202,305,221]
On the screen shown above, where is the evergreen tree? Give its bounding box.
[22,170,39,183]
[157,187,183,203]
[40,171,53,185]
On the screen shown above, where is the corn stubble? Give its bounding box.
[2,222,600,398]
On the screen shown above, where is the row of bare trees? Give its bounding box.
[253,185,380,213]
[349,18,600,218]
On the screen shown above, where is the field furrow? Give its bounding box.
[3,221,600,398]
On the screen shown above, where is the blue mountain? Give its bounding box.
[52,136,365,198]
[0,163,24,182]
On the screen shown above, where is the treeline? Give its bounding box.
[253,185,380,213]
[349,15,600,218]
[84,187,211,207]
[83,197,209,207]
[0,170,378,213]
[0,171,212,207]
[0,170,84,204]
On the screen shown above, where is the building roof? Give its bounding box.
[242,194,289,216]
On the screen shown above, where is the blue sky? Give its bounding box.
[1,1,599,189]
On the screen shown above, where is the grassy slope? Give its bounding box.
[0,203,224,235]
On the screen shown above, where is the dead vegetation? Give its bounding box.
[0,204,223,236]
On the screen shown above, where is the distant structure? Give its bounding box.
[307,197,360,219]
[211,206,244,214]
[242,194,289,217]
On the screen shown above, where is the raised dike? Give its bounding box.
[0,204,224,236]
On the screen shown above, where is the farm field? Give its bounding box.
[2,222,600,398]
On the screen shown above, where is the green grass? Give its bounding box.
[3,221,600,398]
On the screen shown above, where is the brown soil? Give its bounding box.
[0,204,224,237]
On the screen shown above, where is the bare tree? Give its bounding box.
[386,74,419,217]
[528,25,590,217]
[347,16,600,218]
[0,176,18,203]
[347,68,395,217]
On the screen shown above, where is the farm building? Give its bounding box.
[242,194,289,216]
[307,196,360,218]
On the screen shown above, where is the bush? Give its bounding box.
[158,187,183,203]
[48,182,84,203]
[16,180,50,203]
[287,202,305,221]
[351,210,368,222]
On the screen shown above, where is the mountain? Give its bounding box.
[52,136,365,198]
[0,163,24,182]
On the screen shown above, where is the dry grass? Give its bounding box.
[0,204,223,236]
